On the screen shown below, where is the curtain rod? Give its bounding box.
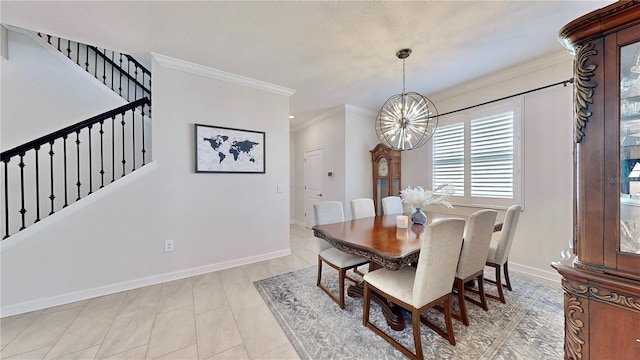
[437,78,574,118]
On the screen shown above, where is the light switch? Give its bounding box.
[277,184,284,193]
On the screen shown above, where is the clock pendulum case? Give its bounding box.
[370,143,401,215]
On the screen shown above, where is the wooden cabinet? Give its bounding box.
[370,144,401,215]
[553,2,640,359]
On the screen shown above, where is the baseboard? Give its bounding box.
[1,248,291,317]
[508,261,561,284]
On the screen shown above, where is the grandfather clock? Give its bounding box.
[371,143,401,215]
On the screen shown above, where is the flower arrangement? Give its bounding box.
[400,184,454,210]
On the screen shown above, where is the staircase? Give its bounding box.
[1,30,152,239]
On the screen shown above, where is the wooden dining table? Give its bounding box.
[312,212,503,330]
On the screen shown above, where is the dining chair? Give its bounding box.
[485,204,522,303]
[452,209,498,326]
[363,218,466,359]
[381,195,404,215]
[314,201,369,309]
[350,198,376,219]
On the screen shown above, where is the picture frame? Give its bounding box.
[194,124,265,173]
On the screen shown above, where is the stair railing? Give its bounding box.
[1,97,151,239]
[37,32,152,106]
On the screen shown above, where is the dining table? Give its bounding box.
[312,211,503,330]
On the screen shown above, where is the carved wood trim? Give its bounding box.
[313,228,418,271]
[564,292,585,360]
[573,42,597,144]
[563,277,640,312]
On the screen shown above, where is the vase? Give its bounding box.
[411,208,427,225]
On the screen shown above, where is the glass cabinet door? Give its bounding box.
[620,40,640,255]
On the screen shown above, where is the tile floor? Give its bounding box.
[1,224,319,360]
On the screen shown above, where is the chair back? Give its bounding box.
[350,198,376,219]
[456,210,498,279]
[492,204,522,265]
[313,201,345,252]
[413,218,466,308]
[381,196,404,215]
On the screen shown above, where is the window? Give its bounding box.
[431,99,522,208]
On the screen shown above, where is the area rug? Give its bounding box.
[254,266,564,359]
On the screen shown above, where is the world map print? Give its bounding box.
[195,125,265,173]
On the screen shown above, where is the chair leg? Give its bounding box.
[494,265,505,303]
[338,268,346,309]
[452,278,469,326]
[485,263,506,304]
[412,308,424,360]
[442,295,456,346]
[316,256,323,286]
[503,262,512,291]
[363,282,371,326]
[477,273,488,311]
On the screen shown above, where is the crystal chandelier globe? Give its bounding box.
[376,49,438,151]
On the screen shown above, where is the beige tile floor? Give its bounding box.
[1,224,318,360]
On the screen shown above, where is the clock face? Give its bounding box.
[378,158,389,176]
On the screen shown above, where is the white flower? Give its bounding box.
[400,184,454,209]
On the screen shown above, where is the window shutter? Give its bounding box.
[432,122,465,196]
[470,112,513,198]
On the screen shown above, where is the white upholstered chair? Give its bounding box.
[314,201,369,309]
[381,196,404,215]
[452,209,497,326]
[485,204,522,303]
[350,198,376,219]
[363,218,466,359]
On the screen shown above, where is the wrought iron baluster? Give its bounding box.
[4,160,10,239]
[18,154,26,231]
[121,112,126,177]
[141,103,146,165]
[76,42,80,66]
[49,141,56,214]
[118,54,123,96]
[111,115,116,183]
[75,130,81,201]
[88,125,93,194]
[62,135,68,207]
[111,50,115,93]
[46,34,51,45]
[85,43,89,72]
[34,146,40,223]
[134,67,138,100]
[99,120,105,188]
[132,108,136,171]
[94,47,98,81]
[56,36,60,51]
[66,39,71,59]
[127,62,131,102]
[102,49,107,85]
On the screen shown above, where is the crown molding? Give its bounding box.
[344,103,377,117]
[152,53,295,97]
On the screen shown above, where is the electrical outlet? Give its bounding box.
[164,239,175,252]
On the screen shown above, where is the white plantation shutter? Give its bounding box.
[430,99,521,208]
[470,112,513,198]
[432,123,465,196]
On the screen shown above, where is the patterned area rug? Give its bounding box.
[254,266,564,359]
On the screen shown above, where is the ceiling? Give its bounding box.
[1,1,615,129]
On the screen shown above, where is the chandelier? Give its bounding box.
[376,49,438,151]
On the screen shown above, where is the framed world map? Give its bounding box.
[195,124,265,173]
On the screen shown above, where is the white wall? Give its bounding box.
[292,104,379,224]
[292,106,346,225]
[344,105,379,218]
[1,27,125,149]
[403,52,574,280]
[0,53,293,315]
